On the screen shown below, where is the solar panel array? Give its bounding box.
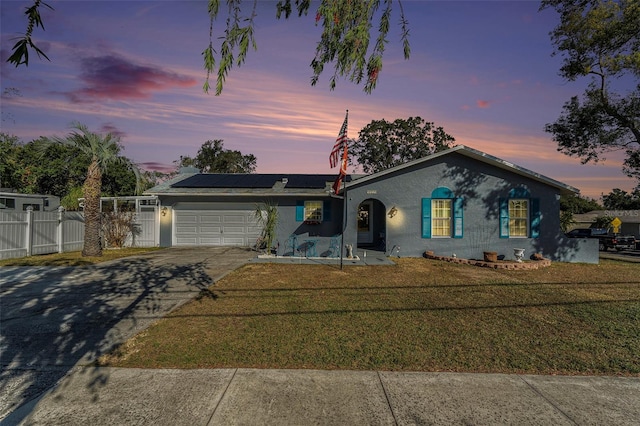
[172,174,350,189]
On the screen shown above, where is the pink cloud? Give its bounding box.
[67,55,196,103]
[476,100,491,108]
[99,122,127,139]
[139,162,176,174]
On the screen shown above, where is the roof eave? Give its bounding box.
[144,191,334,197]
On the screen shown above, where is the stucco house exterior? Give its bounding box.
[145,145,598,263]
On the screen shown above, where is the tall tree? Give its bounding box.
[51,123,141,257]
[17,138,89,196]
[178,140,257,173]
[541,0,640,184]
[349,117,455,174]
[560,193,603,214]
[1,135,142,200]
[10,0,410,95]
[102,160,145,197]
[0,133,23,189]
[602,188,640,210]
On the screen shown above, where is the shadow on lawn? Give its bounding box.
[0,256,213,422]
[168,296,640,319]
[212,280,640,295]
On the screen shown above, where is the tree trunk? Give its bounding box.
[82,160,103,257]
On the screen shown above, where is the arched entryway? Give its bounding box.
[357,199,386,252]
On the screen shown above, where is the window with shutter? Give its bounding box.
[422,187,464,239]
[499,189,540,238]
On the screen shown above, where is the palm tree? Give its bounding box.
[52,122,141,257]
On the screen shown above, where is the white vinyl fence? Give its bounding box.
[129,211,158,247]
[0,208,158,261]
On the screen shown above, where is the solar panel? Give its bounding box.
[285,175,335,188]
[172,174,281,188]
[171,174,350,189]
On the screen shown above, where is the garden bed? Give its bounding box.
[424,251,551,270]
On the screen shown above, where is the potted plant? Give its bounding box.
[483,251,498,262]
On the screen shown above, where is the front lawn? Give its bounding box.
[99,258,640,375]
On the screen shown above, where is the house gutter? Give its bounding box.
[144,191,335,197]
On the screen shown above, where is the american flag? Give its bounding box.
[332,143,348,193]
[329,111,348,168]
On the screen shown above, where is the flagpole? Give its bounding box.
[329,109,349,269]
[340,180,347,270]
[340,110,348,270]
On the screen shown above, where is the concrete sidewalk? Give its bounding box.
[4,367,639,425]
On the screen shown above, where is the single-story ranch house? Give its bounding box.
[145,145,598,263]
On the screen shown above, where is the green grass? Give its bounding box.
[0,247,162,266]
[100,258,640,376]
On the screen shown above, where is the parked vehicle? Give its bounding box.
[565,228,636,252]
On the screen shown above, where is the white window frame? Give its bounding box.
[0,197,16,209]
[508,199,529,238]
[304,200,323,222]
[431,199,452,238]
[22,203,41,211]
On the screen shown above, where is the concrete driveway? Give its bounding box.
[0,247,254,422]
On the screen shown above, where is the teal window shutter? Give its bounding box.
[323,200,332,222]
[453,198,464,238]
[530,198,540,238]
[422,198,431,238]
[499,198,509,238]
[295,201,304,221]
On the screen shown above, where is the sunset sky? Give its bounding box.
[1,0,636,200]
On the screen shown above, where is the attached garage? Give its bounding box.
[173,209,261,246]
[148,173,342,250]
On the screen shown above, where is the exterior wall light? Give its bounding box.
[388,206,398,218]
[161,206,168,217]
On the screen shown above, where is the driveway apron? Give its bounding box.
[0,247,253,421]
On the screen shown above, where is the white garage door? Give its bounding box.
[174,210,262,246]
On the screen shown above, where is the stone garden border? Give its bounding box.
[424,251,551,270]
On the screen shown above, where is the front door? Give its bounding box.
[357,201,373,244]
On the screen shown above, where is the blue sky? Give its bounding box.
[1,0,636,199]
